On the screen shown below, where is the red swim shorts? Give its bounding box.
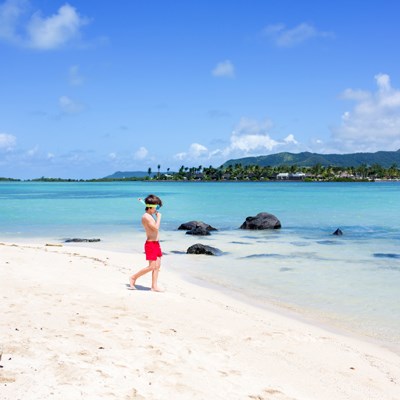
[144,241,162,261]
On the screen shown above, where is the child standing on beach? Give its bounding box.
[130,194,164,292]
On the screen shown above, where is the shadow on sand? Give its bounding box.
[125,283,151,291]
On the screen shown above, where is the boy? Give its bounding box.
[130,194,163,292]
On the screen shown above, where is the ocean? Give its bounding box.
[1,181,399,350]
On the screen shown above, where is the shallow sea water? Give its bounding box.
[1,181,399,348]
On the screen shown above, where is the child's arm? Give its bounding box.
[154,212,162,230]
[142,213,162,233]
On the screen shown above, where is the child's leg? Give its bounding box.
[151,258,162,292]
[130,263,153,288]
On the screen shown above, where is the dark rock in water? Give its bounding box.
[373,253,400,259]
[333,228,343,236]
[65,238,101,243]
[186,226,210,236]
[178,221,217,231]
[239,212,281,230]
[187,243,221,256]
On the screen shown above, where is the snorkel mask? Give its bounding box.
[138,198,160,210]
[145,203,160,211]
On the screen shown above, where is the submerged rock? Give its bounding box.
[186,243,221,256]
[186,226,210,236]
[373,253,400,259]
[239,212,281,230]
[178,221,217,231]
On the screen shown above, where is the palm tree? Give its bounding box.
[157,164,161,179]
[147,167,152,179]
[311,163,323,177]
[388,163,399,179]
[356,164,368,179]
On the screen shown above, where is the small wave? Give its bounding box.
[290,241,310,247]
[316,240,343,245]
[241,253,288,259]
[378,266,400,272]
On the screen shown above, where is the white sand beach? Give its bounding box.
[1,241,400,400]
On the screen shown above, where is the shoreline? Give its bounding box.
[178,270,400,356]
[3,230,400,352]
[1,241,400,399]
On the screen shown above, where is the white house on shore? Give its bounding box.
[276,172,306,180]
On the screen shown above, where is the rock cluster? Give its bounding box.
[178,221,217,236]
[180,212,282,255]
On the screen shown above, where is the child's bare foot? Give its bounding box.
[151,287,164,292]
[129,276,137,289]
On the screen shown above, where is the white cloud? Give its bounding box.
[212,60,235,78]
[0,132,16,150]
[283,134,298,144]
[105,148,153,168]
[341,88,370,102]
[69,65,84,85]
[219,119,300,158]
[174,143,208,161]
[264,23,333,47]
[27,4,88,49]
[189,143,208,157]
[221,118,279,156]
[59,95,84,114]
[332,73,400,151]
[134,146,149,160]
[0,1,89,49]
[226,131,278,154]
[26,145,38,156]
[174,118,301,164]
[0,0,27,44]
[174,152,186,161]
[66,152,86,163]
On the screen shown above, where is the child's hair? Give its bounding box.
[145,194,163,210]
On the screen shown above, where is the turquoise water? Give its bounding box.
[1,181,400,348]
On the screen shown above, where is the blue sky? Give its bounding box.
[1,0,400,179]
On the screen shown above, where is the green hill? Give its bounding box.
[223,150,400,168]
[104,171,152,179]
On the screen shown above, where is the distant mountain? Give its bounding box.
[223,150,400,168]
[104,171,152,179]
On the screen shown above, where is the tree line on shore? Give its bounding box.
[1,162,400,182]
[146,162,399,181]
